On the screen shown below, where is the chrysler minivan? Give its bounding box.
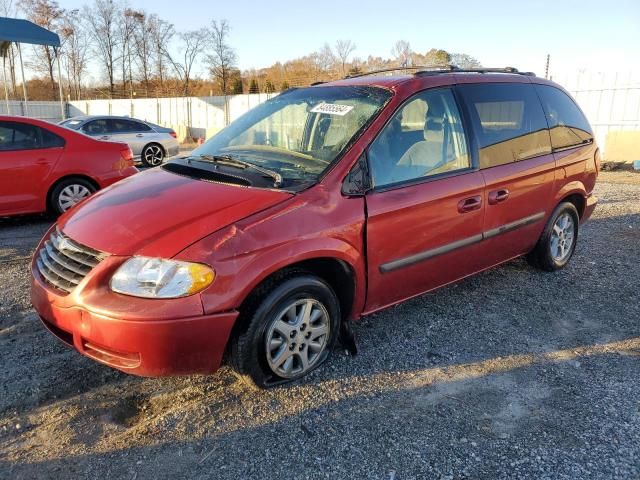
[31,67,598,387]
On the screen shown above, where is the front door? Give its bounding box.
[364,88,486,312]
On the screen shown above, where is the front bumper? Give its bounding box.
[31,262,238,377]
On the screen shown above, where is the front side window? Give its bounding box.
[368,88,470,188]
[535,84,593,150]
[0,121,40,151]
[457,83,551,168]
[190,86,391,188]
[83,119,109,135]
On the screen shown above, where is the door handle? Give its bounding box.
[36,158,51,165]
[457,195,482,213]
[99,135,110,140]
[488,188,510,205]
[136,133,144,137]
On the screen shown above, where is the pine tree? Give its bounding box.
[249,79,259,94]
[265,79,275,93]
[281,81,290,91]
[232,77,243,94]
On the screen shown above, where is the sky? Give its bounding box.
[19,0,640,78]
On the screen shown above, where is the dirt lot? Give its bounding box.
[1,171,639,479]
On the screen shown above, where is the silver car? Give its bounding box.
[59,116,179,167]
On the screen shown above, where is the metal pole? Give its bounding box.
[2,56,10,114]
[17,43,28,115]
[55,48,65,120]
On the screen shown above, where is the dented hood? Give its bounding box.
[59,167,293,258]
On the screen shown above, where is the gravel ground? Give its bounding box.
[1,171,639,480]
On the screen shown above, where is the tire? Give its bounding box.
[527,202,580,272]
[231,273,340,388]
[141,143,165,167]
[50,178,96,215]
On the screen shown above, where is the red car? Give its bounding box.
[0,115,137,217]
[31,68,598,387]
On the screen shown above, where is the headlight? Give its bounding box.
[110,257,215,298]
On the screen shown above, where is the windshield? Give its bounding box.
[59,119,84,130]
[190,86,391,188]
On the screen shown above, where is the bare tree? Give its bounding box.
[149,16,173,95]
[129,10,152,96]
[120,8,138,97]
[167,28,207,96]
[0,0,18,95]
[206,20,237,95]
[335,39,356,76]
[391,40,412,67]
[60,9,88,100]
[450,53,481,69]
[84,0,120,98]
[19,0,65,99]
[312,43,335,80]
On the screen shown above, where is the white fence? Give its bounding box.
[555,71,640,153]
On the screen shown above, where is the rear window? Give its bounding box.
[457,83,552,168]
[0,121,65,150]
[534,84,593,150]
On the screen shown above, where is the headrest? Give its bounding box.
[424,96,446,140]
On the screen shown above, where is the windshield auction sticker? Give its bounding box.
[310,103,354,116]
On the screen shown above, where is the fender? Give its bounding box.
[553,180,587,212]
[185,235,367,319]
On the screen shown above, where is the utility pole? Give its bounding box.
[545,54,550,80]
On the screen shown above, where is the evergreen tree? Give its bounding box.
[280,81,290,91]
[232,77,243,94]
[264,79,275,93]
[249,79,259,93]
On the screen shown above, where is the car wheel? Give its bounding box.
[527,202,579,271]
[50,178,96,215]
[231,273,340,388]
[141,143,165,167]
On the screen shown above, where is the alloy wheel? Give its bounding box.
[144,145,164,166]
[265,298,330,378]
[550,212,575,262]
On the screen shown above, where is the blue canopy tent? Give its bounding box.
[0,16,64,118]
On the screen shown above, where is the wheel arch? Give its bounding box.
[554,181,587,219]
[46,174,100,212]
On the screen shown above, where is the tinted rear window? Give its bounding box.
[457,83,552,168]
[534,84,593,150]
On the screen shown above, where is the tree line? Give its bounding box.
[0,0,481,101]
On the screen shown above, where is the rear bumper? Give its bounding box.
[31,270,238,377]
[582,193,598,223]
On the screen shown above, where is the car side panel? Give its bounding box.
[177,188,368,321]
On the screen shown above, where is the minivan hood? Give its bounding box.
[59,167,293,257]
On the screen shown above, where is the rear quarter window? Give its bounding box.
[534,84,593,150]
[457,83,552,168]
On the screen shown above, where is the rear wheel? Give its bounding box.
[527,202,579,271]
[141,143,165,167]
[50,178,96,215]
[231,274,340,388]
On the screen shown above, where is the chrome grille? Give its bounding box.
[35,229,106,294]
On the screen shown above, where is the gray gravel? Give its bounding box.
[1,171,639,480]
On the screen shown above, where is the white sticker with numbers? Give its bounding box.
[310,103,354,116]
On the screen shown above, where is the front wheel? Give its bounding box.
[231,274,340,388]
[141,143,165,167]
[527,202,580,271]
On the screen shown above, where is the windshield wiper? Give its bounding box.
[195,154,283,188]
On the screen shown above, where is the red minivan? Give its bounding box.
[0,115,137,217]
[31,68,598,387]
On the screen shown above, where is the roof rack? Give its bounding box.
[345,65,452,79]
[415,66,536,76]
[344,65,536,79]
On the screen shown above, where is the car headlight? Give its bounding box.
[110,257,215,298]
